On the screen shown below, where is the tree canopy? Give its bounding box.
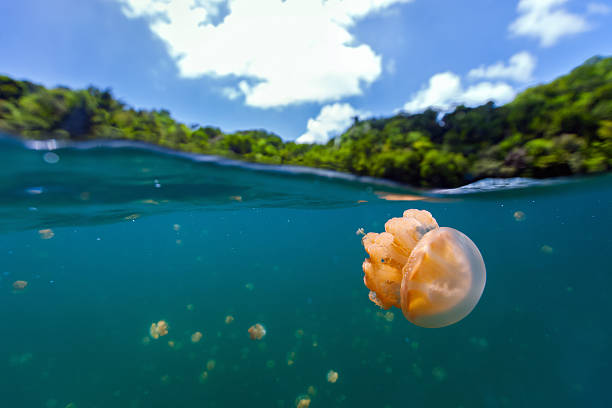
[1,56,611,187]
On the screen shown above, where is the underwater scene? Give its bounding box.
[1,135,611,408]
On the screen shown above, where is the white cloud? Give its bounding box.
[401,72,516,114]
[467,51,536,82]
[509,0,590,47]
[296,103,368,144]
[220,86,241,100]
[587,3,611,15]
[116,0,413,108]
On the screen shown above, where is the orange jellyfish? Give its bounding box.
[295,395,311,408]
[361,209,486,328]
[248,323,266,340]
[327,369,339,383]
[150,320,169,339]
[12,280,28,291]
[191,331,203,343]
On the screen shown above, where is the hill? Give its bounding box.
[1,56,611,187]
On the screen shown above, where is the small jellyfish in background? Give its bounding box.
[225,315,235,324]
[191,331,203,343]
[38,229,54,240]
[327,370,339,383]
[12,280,28,291]
[361,209,486,328]
[541,244,554,254]
[149,320,169,339]
[248,323,266,340]
[513,211,526,221]
[295,395,311,408]
[206,359,216,371]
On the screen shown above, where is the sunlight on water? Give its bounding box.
[0,136,611,407]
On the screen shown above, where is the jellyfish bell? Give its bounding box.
[149,320,169,339]
[361,210,486,328]
[248,323,266,340]
[400,227,486,328]
[12,280,28,291]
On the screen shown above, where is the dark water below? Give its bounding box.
[1,136,611,408]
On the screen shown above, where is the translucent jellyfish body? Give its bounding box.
[12,280,28,291]
[248,323,266,340]
[150,320,169,339]
[362,209,486,328]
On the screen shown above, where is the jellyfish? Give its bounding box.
[327,370,339,383]
[12,280,28,291]
[295,395,311,408]
[149,320,169,339]
[225,315,235,324]
[361,209,486,328]
[248,323,266,340]
[38,229,54,239]
[206,359,216,371]
[191,331,203,343]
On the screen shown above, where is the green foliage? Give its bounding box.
[1,56,611,187]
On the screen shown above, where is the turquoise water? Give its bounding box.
[1,135,611,408]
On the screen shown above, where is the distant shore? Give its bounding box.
[1,56,610,188]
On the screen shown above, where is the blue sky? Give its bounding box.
[1,0,611,142]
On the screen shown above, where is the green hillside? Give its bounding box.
[1,56,611,187]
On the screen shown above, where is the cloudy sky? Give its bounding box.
[1,0,611,143]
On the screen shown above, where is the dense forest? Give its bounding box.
[1,56,611,187]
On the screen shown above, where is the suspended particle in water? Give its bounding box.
[541,245,554,254]
[206,359,216,371]
[64,403,77,408]
[513,211,526,221]
[225,315,234,324]
[186,304,195,311]
[245,283,254,291]
[141,336,151,345]
[295,395,311,408]
[199,371,209,383]
[124,214,140,221]
[229,195,242,202]
[43,152,60,164]
[248,324,266,340]
[38,229,55,240]
[432,366,447,381]
[356,227,365,236]
[327,370,339,383]
[266,360,276,369]
[79,192,91,201]
[45,399,58,408]
[362,209,486,328]
[191,332,203,343]
[307,386,317,396]
[167,340,175,348]
[295,329,304,339]
[173,224,181,232]
[12,280,28,291]
[150,321,169,339]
